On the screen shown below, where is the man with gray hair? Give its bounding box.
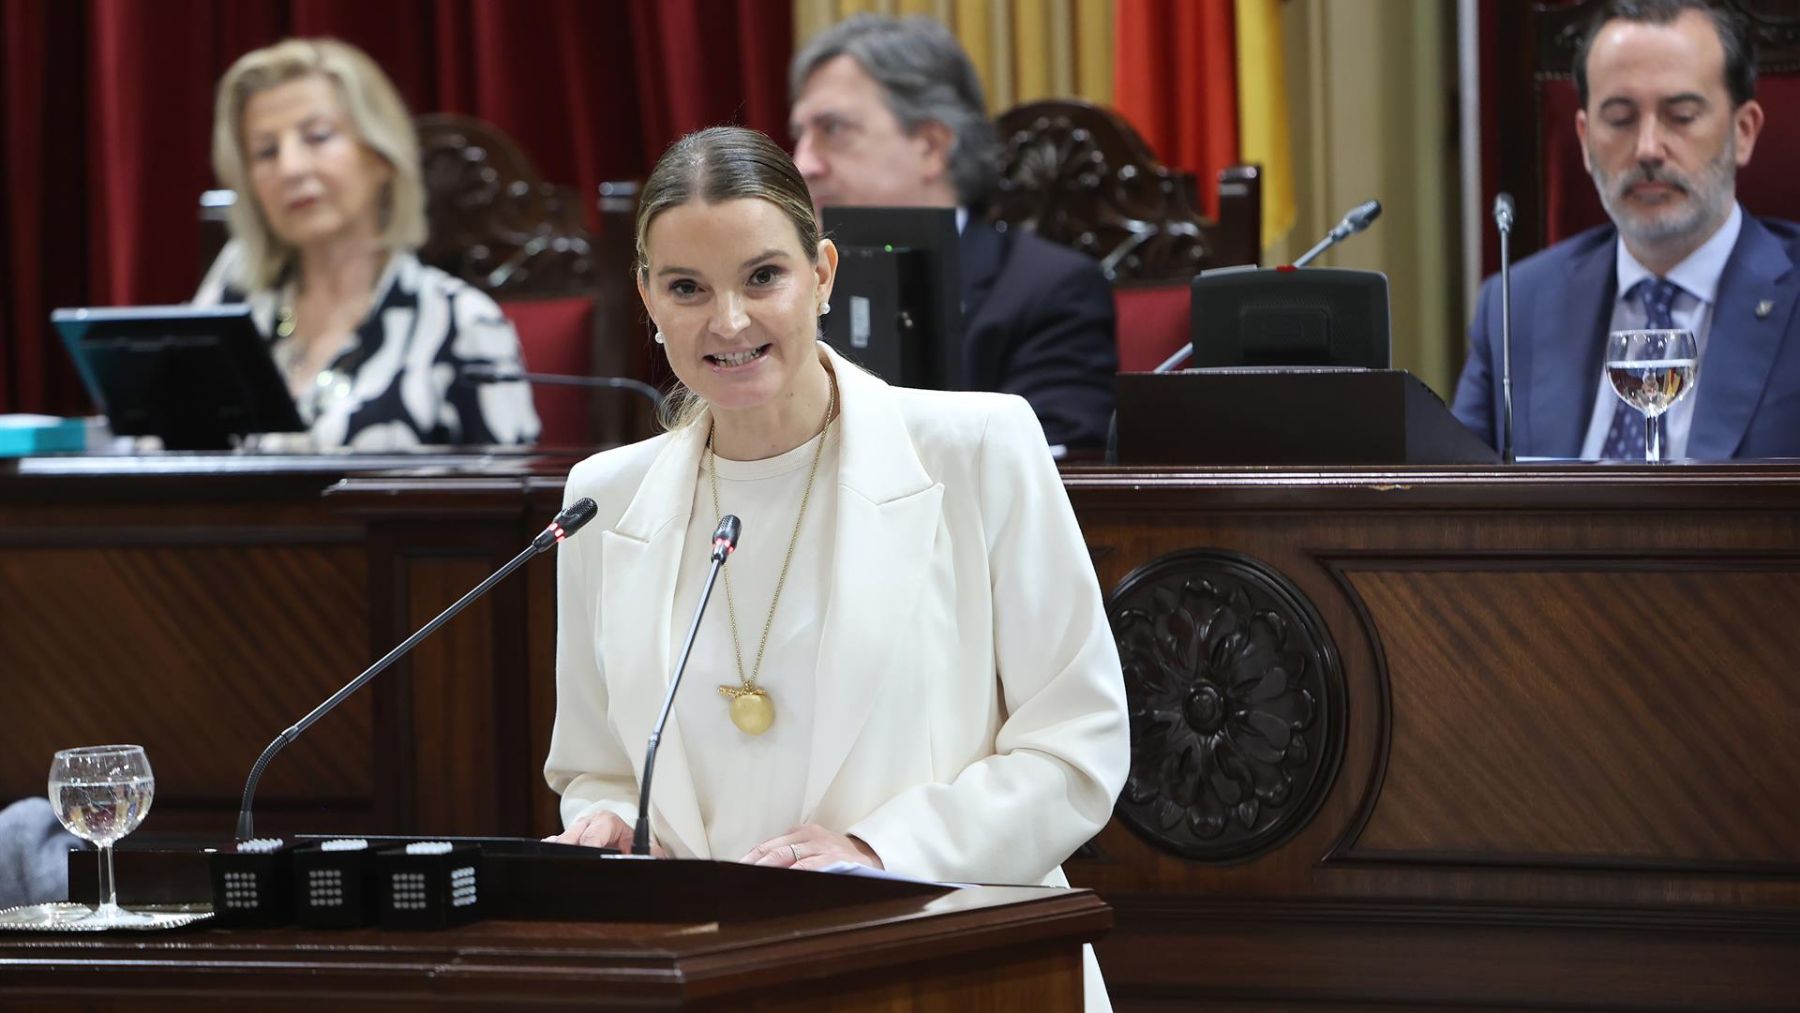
[790,14,1118,451]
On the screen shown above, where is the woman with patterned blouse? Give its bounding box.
[193,38,537,450]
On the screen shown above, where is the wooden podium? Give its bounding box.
[3,853,1107,1011]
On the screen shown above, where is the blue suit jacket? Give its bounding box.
[1451,215,1800,459]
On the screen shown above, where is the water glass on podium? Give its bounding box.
[1605,329,1698,462]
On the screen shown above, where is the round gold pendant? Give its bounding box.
[727,689,775,736]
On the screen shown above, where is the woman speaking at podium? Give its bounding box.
[544,127,1128,1007]
[192,38,538,450]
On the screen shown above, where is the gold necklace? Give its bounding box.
[708,369,838,736]
[275,299,297,339]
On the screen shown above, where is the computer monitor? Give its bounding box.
[1188,266,1391,369]
[819,207,965,390]
[53,304,305,450]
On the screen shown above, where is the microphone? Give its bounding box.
[1493,192,1517,464]
[234,497,600,841]
[632,514,740,856]
[463,362,665,414]
[1292,199,1382,268]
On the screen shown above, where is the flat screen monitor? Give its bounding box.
[1188,265,1390,369]
[819,206,965,390]
[53,304,305,450]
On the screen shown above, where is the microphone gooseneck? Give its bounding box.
[633,514,740,856]
[234,497,599,841]
[1494,192,1517,464]
[463,362,665,414]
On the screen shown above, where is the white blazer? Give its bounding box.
[544,345,1129,889]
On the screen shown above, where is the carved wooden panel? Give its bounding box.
[335,482,562,839]
[1333,560,1800,872]
[400,557,500,836]
[0,540,370,833]
[992,99,1259,284]
[322,461,1800,1011]
[1108,550,1345,863]
[527,539,563,838]
[415,114,599,299]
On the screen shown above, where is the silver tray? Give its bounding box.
[0,902,212,932]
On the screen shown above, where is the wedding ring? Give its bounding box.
[789,844,799,864]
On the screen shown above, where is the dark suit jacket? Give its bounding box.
[960,219,1118,449]
[1452,214,1800,459]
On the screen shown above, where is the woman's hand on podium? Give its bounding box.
[741,824,884,872]
[546,810,668,856]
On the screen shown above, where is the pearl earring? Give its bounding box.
[654,331,665,344]
[820,302,831,316]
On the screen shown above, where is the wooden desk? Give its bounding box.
[7,456,1799,1008]
[1061,462,1800,1010]
[0,883,1103,1011]
[336,461,1800,1009]
[0,453,560,837]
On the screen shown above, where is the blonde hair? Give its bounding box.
[211,38,425,291]
[635,127,825,431]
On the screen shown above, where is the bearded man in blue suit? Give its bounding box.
[1454,0,1800,460]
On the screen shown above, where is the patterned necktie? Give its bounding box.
[1600,278,1685,460]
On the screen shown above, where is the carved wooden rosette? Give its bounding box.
[991,99,1213,285]
[414,115,598,299]
[1108,550,1344,863]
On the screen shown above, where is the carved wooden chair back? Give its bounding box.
[990,99,1262,371]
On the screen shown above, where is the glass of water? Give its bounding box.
[48,745,154,928]
[1606,329,1698,462]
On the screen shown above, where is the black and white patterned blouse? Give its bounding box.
[194,243,540,450]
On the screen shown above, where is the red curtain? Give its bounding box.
[0,0,792,416]
[1112,0,1238,220]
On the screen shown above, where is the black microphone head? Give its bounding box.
[1493,192,1516,232]
[535,497,599,550]
[711,514,741,561]
[556,498,599,537]
[1345,199,1382,233]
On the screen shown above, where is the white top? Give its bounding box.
[1581,203,1742,459]
[669,427,839,860]
[544,343,1128,887]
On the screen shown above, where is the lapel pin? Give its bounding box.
[1756,299,1775,319]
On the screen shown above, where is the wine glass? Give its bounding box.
[1605,329,1698,462]
[48,745,155,928]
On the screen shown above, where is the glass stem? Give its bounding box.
[97,843,119,916]
[1645,413,1662,463]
